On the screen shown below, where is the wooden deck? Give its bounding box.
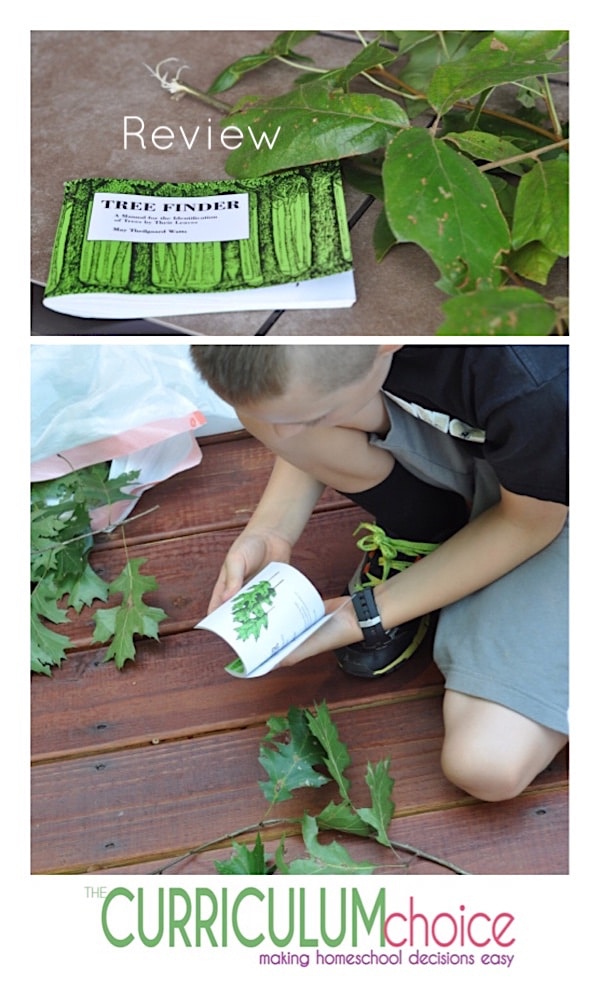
[31,432,568,876]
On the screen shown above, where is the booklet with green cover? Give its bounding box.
[42,163,356,319]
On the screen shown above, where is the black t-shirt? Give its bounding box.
[383,346,568,505]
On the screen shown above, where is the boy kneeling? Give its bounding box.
[191,344,568,803]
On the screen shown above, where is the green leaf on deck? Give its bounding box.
[92,558,167,668]
[214,834,271,875]
[258,708,330,803]
[259,706,330,804]
[64,563,110,613]
[356,760,395,846]
[31,612,70,675]
[317,800,373,838]
[511,158,569,257]
[285,815,375,874]
[508,241,558,285]
[306,701,352,801]
[208,31,316,93]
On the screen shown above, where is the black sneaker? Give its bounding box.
[336,522,437,678]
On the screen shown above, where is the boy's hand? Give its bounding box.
[207,530,293,613]
[277,596,361,666]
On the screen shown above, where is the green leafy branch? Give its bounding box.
[153,702,469,875]
[149,30,568,334]
[31,463,167,674]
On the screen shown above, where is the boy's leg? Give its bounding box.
[441,691,568,801]
[434,516,568,800]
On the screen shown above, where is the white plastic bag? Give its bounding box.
[30,344,242,528]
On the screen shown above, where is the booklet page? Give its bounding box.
[195,562,327,675]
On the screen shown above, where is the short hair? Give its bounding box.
[190,345,380,405]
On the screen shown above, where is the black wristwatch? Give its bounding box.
[351,588,388,648]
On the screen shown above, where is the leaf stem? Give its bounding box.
[386,837,470,875]
[541,74,563,139]
[149,816,470,875]
[368,65,566,142]
[150,818,294,873]
[31,504,161,557]
[275,55,325,74]
[478,138,569,172]
[436,31,450,60]
[360,71,407,98]
[468,87,492,130]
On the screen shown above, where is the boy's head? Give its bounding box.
[190,344,399,436]
[190,344,401,434]
[190,344,398,405]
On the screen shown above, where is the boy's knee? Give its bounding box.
[441,740,530,802]
[440,690,567,802]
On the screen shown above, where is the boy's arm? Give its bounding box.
[374,486,567,627]
[282,487,568,662]
[207,410,395,613]
[206,455,324,612]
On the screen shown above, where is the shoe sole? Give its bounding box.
[370,613,430,676]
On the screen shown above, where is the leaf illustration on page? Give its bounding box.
[231,579,277,643]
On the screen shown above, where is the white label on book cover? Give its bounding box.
[86,191,250,243]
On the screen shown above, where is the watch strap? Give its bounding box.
[350,588,387,648]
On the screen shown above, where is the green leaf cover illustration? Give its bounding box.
[44,164,352,300]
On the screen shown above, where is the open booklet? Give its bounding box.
[195,562,343,678]
[42,163,356,319]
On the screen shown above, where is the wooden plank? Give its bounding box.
[31,699,568,874]
[94,432,274,545]
[45,504,371,649]
[105,788,568,876]
[31,627,442,759]
[93,432,352,547]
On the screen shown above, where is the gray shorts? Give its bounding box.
[369,394,568,735]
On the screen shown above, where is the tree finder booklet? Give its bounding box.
[42,163,356,319]
[195,562,339,678]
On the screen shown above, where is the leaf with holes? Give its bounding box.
[436,286,557,335]
[383,128,510,293]
[427,31,568,115]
